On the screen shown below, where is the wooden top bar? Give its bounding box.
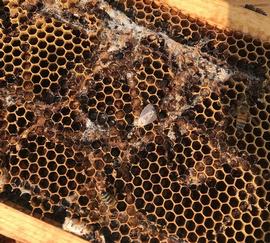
[163,0,270,42]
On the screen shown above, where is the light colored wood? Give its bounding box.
[163,0,270,42]
[226,0,270,16]
[0,203,87,243]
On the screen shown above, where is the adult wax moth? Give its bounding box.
[135,103,157,127]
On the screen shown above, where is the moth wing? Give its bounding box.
[138,104,157,126]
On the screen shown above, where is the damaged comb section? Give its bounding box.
[0,0,269,242]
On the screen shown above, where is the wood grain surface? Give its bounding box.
[0,203,86,243]
[226,0,270,16]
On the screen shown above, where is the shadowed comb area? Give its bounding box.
[0,0,269,242]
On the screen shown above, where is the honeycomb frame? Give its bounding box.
[0,0,269,242]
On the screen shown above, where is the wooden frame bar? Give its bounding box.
[0,203,87,243]
[163,0,270,41]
